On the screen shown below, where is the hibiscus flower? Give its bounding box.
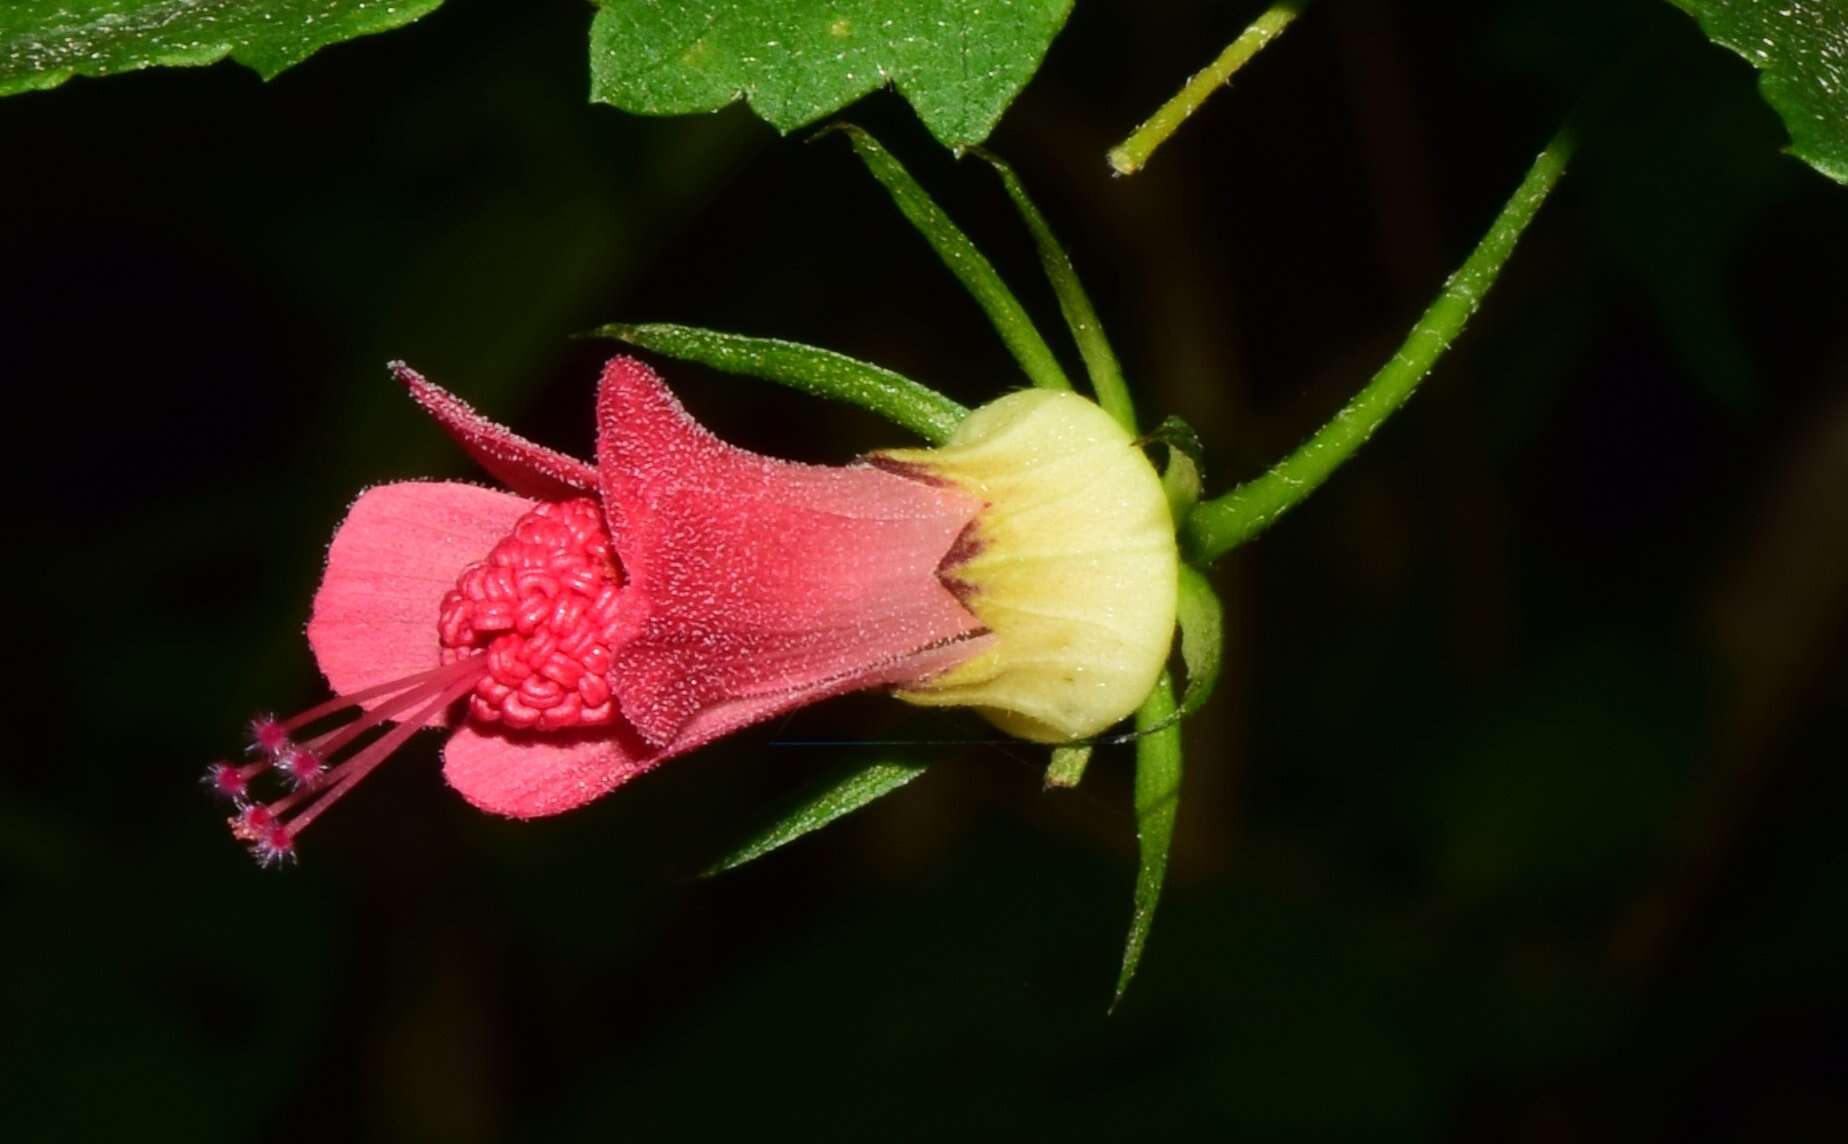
[209,354,1178,865]
[211,355,994,862]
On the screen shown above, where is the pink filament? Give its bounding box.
[221,656,488,863]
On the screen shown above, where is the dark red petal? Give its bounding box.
[593,355,991,747]
[308,481,535,724]
[392,361,597,500]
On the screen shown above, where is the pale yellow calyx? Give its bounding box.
[879,390,1179,742]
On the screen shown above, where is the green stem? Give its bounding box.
[1184,118,1579,564]
[1107,0,1311,176]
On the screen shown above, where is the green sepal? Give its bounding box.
[1113,670,1181,1008]
[1044,745,1092,790]
[586,322,966,444]
[969,146,1136,430]
[1145,416,1205,520]
[1095,563,1224,746]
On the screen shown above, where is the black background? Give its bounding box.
[4,0,1845,1139]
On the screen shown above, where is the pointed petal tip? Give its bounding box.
[393,362,598,499]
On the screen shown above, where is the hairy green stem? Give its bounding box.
[1184,119,1579,564]
[1108,0,1312,176]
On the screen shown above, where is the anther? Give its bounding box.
[204,761,261,803]
[212,497,625,867]
[277,749,324,790]
[249,716,291,758]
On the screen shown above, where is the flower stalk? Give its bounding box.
[1107,0,1313,176]
[1184,118,1579,564]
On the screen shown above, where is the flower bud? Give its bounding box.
[878,390,1179,742]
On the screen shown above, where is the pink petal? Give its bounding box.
[594,355,991,747]
[442,724,657,819]
[443,637,980,818]
[392,361,597,500]
[308,481,536,722]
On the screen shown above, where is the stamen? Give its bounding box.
[216,657,488,866]
[210,497,627,866]
[249,717,291,758]
[281,674,483,838]
[276,659,484,735]
[250,821,296,868]
[292,656,483,762]
[276,748,325,790]
[203,760,265,803]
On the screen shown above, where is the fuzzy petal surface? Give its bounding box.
[394,361,598,500]
[594,355,991,747]
[442,636,978,817]
[308,481,536,720]
[442,724,655,818]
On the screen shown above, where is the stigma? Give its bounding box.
[208,497,625,865]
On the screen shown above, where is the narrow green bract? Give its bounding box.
[590,322,967,444]
[1115,671,1181,1008]
[973,147,1136,430]
[587,0,1072,149]
[833,126,1075,394]
[706,760,930,875]
[0,0,444,96]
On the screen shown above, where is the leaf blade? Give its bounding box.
[1664,0,1848,184]
[0,0,444,96]
[589,322,967,444]
[586,0,1073,149]
[705,759,930,876]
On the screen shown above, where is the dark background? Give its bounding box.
[4,0,1845,1139]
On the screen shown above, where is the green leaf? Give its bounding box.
[587,0,1072,150]
[828,125,1074,393]
[1114,670,1181,1008]
[970,147,1136,430]
[0,0,444,96]
[1663,0,1848,184]
[705,760,930,876]
[1044,744,1091,789]
[589,322,967,444]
